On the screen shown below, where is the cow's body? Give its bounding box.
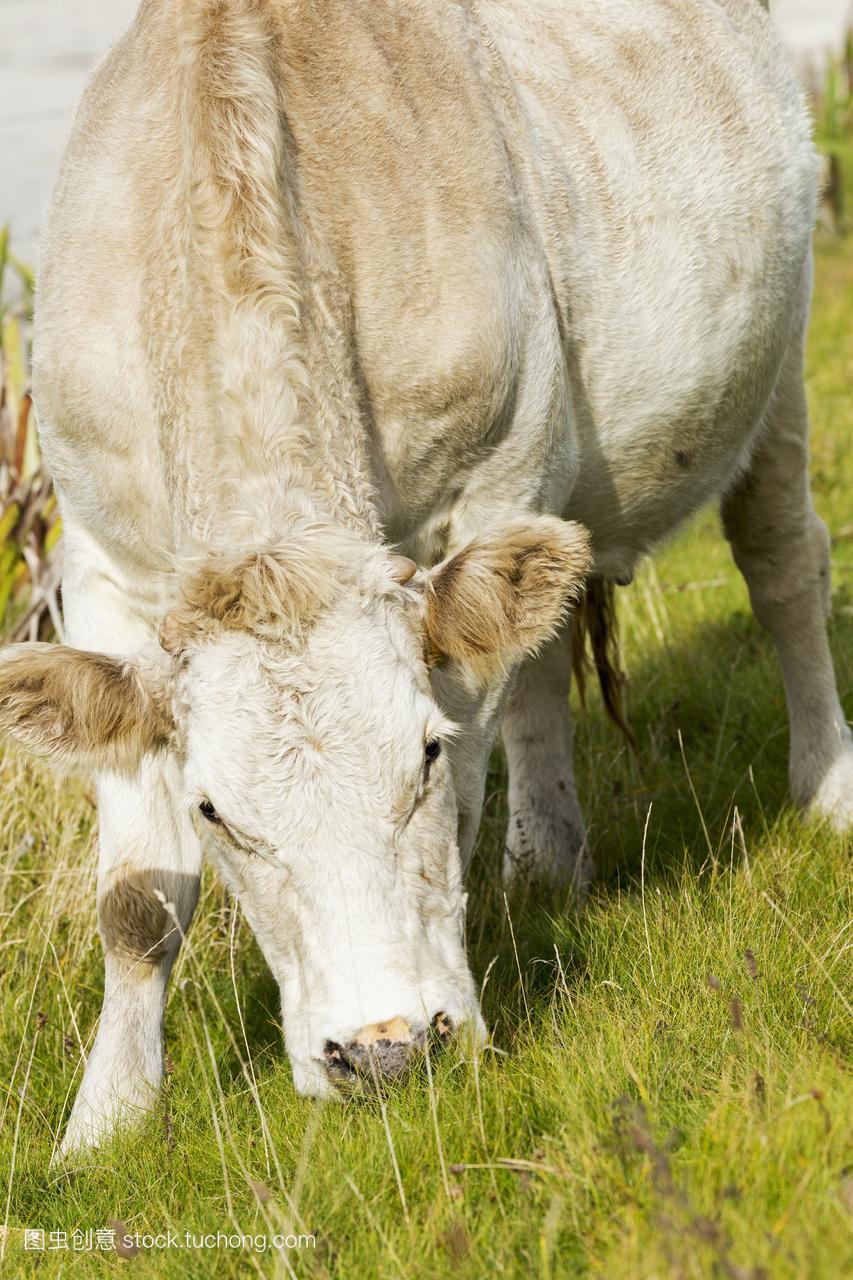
[8,0,849,1155]
[38,0,813,585]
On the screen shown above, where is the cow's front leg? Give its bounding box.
[56,534,202,1159]
[722,300,853,828]
[59,757,201,1159]
[501,622,591,891]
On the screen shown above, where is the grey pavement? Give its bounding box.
[1,0,138,264]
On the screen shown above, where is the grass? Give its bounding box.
[0,224,61,643]
[1,158,853,1279]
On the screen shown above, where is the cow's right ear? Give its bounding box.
[0,643,174,772]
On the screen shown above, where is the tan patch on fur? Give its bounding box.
[353,1017,413,1046]
[0,644,172,769]
[161,528,363,653]
[99,868,174,963]
[425,518,591,673]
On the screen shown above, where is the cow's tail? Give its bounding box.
[571,579,639,755]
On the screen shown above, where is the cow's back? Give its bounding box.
[33,0,818,584]
[34,0,555,569]
[476,0,818,568]
[34,1,184,572]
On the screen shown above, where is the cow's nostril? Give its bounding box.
[323,1039,357,1083]
[432,1011,453,1042]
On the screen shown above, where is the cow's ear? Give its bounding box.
[0,643,173,772]
[424,518,591,675]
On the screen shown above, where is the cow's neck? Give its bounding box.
[164,247,381,562]
[151,67,383,563]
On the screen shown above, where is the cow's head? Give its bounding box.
[0,515,589,1094]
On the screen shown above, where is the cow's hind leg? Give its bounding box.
[501,623,592,892]
[722,312,853,827]
[57,546,201,1158]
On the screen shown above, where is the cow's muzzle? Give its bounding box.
[322,1012,453,1088]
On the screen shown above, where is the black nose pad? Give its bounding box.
[322,1013,454,1088]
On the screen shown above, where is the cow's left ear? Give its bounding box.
[0,643,174,772]
[424,517,591,674]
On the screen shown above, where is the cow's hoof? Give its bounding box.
[54,1120,105,1165]
[55,1083,158,1163]
[806,744,853,831]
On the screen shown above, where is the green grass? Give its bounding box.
[2,162,853,1278]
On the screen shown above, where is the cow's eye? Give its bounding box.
[424,738,442,777]
[199,799,222,826]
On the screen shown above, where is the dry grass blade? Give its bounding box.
[0,231,61,644]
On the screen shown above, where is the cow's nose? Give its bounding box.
[323,1013,453,1087]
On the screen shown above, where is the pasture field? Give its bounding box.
[1,148,852,1280]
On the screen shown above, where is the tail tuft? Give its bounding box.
[571,578,639,756]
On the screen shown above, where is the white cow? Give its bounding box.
[0,0,849,1156]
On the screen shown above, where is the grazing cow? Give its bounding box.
[0,0,850,1156]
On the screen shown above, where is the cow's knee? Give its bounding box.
[723,477,852,827]
[501,626,590,892]
[723,498,828,628]
[98,866,196,966]
[503,796,590,892]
